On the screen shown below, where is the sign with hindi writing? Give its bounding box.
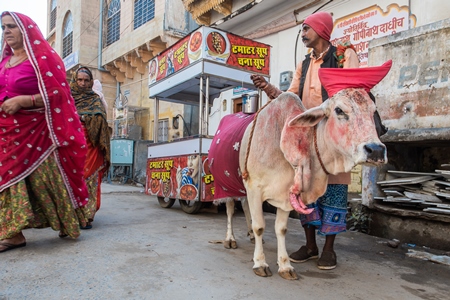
[331,4,417,67]
[146,154,214,202]
[149,26,271,84]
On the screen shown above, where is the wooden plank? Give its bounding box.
[404,191,442,202]
[383,190,405,196]
[388,170,440,177]
[434,180,450,187]
[436,192,450,199]
[423,207,450,215]
[377,175,435,185]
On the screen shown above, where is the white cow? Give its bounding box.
[239,87,387,279]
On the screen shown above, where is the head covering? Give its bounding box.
[70,67,111,174]
[304,11,333,41]
[92,79,108,109]
[0,11,89,208]
[318,60,393,98]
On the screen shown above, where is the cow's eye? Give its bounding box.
[335,107,344,115]
[334,107,349,119]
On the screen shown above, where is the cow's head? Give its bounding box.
[288,88,387,174]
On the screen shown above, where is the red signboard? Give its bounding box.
[149,26,271,84]
[146,154,214,202]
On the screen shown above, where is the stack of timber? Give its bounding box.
[376,165,450,215]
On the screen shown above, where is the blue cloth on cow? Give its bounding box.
[208,112,255,201]
[300,184,348,235]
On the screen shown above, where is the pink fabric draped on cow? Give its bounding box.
[208,112,255,202]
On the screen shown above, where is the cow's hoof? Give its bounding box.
[223,240,237,249]
[253,266,273,277]
[279,269,299,280]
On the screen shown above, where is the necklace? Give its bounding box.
[312,45,330,60]
[6,55,28,68]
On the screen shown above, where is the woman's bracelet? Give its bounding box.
[30,94,36,107]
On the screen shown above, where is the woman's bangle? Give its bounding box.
[30,94,36,107]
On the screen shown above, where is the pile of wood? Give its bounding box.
[376,165,450,215]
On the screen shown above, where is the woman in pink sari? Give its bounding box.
[0,11,89,252]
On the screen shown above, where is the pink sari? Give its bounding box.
[0,12,88,208]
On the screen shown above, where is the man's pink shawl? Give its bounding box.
[0,12,89,208]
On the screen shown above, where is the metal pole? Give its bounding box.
[154,97,159,143]
[198,76,204,201]
[205,76,210,136]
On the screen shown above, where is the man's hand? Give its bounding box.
[250,75,268,90]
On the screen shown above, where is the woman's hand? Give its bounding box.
[0,95,28,115]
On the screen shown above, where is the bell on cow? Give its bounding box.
[242,93,259,114]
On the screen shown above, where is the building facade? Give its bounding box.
[46,0,195,141]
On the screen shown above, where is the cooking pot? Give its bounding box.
[242,94,258,114]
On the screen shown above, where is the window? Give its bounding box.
[62,12,73,58]
[158,119,169,142]
[50,0,57,31]
[134,0,155,30]
[106,0,121,46]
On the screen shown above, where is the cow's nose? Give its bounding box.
[364,143,386,162]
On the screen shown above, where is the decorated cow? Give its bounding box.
[208,61,392,280]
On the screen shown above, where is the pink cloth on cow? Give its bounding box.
[209,112,255,201]
[318,60,392,97]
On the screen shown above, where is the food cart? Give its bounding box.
[146,26,271,213]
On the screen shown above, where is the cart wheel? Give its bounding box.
[158,197,175,208]
[179,200,203,214]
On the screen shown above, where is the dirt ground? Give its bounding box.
[1,184,449,300]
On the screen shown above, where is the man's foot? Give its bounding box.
[289,246,319,263]
[317,250,337,270]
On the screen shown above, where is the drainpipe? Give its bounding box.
[98,0,107,71]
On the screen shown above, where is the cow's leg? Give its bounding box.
[275,208,299,280]
[224,199,238,249]
[248,196,271,277]
[241,198,255,243]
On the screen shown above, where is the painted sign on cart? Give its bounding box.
[146,154,214,202]
[331,4,416,67]
[149,26,271,84]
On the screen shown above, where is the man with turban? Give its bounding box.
[251,11,359,270]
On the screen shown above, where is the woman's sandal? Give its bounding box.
[59,232,68,238]
[80,222,92,230]
[0,241,27,253]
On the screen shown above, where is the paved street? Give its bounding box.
[1,183,449,300]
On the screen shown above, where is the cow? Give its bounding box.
[209,61,391,280]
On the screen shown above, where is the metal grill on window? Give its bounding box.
[106,0,121,46]
[134,0,155,30]
[50,0,57,30]
[62,12,73,58]
[62,32,73,58]
[50,9,57,30]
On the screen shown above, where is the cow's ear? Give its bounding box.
[288,106,325,127]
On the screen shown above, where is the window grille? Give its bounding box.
[106,0,121,46]
[50,0,57,31]
[158,119,169,142]
[134,0,155,30]
[62,12,73,58]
